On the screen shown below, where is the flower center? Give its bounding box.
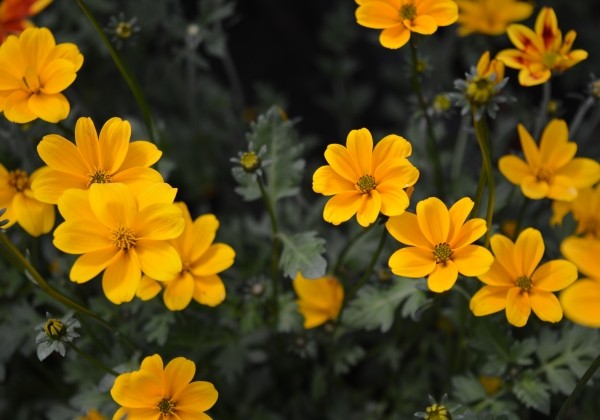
[110,226,137,251]
[116,22,133,39]
[536,168,552,183]
[8,169,29,192]
[44,318,64,339]
[157,397,175,415]
[433,243,453,264]
[543,51,559,69]
[516,275,532,292]
[22,67,41,94]
[399,3,417,21]
[466,76,495,105]
[581,216,600,238]
[356,174,377,194]
[240,151,261,173]
[88,169,112,186]
[425,403,449,420]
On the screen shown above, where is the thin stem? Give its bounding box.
[451,114,471,181]
[569,95,595,137]
[472,112,495,247]
[409,38,445,199]
[533,81,551,140]
[348,225,388,300]
[66,341,120,377]
[332,223,377,276]
[555,350,600,419]
[471,164,487,219]
[76,0,157,143]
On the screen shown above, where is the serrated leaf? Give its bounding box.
[546,367,576,395]
[451,374,488,404]
[277,292,303,333]
[143,312,175,346]
[278,231,327,279]
[512,372,551,415]
[343,278,419,332]
[536,328,561,363]
[400,288,431,321]
[509,337,536,366]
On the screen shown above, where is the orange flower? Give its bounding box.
[293,273,344,329]
[0,0,52,43]
[455,0,533,36]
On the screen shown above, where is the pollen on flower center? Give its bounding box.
[44,318,64,339]
[433,243,453,263]
[543,51,559,68]
[8,169,29,192]
[425,403,449,420]
[157,397,175,415]
[536,168,552,182]
[399,3,417,21]
[466,76,495,105]
[356,174,377,194]
[516,275,533,291]
[88,170,112,186]
[21,68,41,94]
[116,22,133,39]
[240,151,261,173]
[110,226,137,251]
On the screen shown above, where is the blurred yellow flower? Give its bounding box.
[0,26,82,123]
[0,164,54,236]
[496,7,588,86]
[76,409,106,420]
[293,273,344,329]
[0,0,52,43]
[312,128,419,227]
[470,228,577,327]
[552,185,600,238]
[455,0,533,36]
[499,119,600,201]
[386,197,493,293]
[136,202,235,311]
[53,183,184,304]
[559,236,600,328]
[32,116,163,204]
[355,0,458,49]
[111,354,218,420]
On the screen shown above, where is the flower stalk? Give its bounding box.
[66,341,120,377]
[555,350,600,419]
[472,111,495,247]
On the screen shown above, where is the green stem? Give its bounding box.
[348,226,388,300]
[332,223,377,276]
[66,341,120,377]
[409,38,444,199]
[533,81,551,140]
[555,350,600,419]
[76,0,157,143]
[451,114,471,181]
[569,95,595,138]
[257,175,281,324]
[471,164,487,219]
[472,112,495,247]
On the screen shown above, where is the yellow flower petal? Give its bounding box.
[38,133,91,176]
[136,275,162,301]
[489,234,519,278]
[532,260,577,291]
[4,90,37,123]
[379,24,411,49]
[189,213,219,261]
[560,236,600,280]
[312,165,355,196]
[453,245,493,277]
[451,219,487,250]
[111,369,162,408]
[506,24,544,54]
[521,176,549,199]
[506,287,531,327]
[356,190,381,227]
[74,117,100,168]
[324,144,360,182]
[356,2,401,29]
[53,221,112,254]
[404,14,437,35]
[538,119,575,170]
[388,246,436,278]
[478,259,516,287]
[323,191,362,225]
[56,188,92,221]
[192,275,226,307]
[31,167,88,204]
[470,285,510,316]
[416,197,450,245]
[39,59,76,94]
[346,128,373,175]
[427,260,458,293]
[498,155,532,187]
[119,141,162,170]
[70,247,120,283]
[191,243,235,276]
[386,212,431,248]
[135,204,184,241]
[560,279,600,328]
[28,92,70,123]
[176,381,219,414]
[447,197,474,242]
[377,183,409,217]
[136,240,182,281]
[102,252,141,304]
[164,357,196,400]
[163,273,195,311]
[372,134,412,165]
[20,27,54,68]
[417,0,458,26]
[529,289,562,323]
[89,183,137,228]
[514,228,544,277]
[558,158,600,190]
[99,117,131,173]
[547,175,578,201]
[11,192,54,236]
[496,49,528,69]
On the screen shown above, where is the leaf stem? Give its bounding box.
[66,341,120,377]
[555,350,600,419]
[472,112,495,247]
[569,95,595,138]
[332,223,376,276]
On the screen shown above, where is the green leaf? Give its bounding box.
[143,311,175,346]
[277,292,303,333]
[334,345,366,375]
[512,372,551,415]
[451,374,488,404]
[546,367,576,395]
[509,337,536,366]
[343,278,420,332]
[278,231,327,279]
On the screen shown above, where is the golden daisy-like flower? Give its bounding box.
[496,7,588,86]
[0,164,54,236]
[559,236,600,328]
[470,228,577,327]
[312,128,419,227]
[355,0,458,49]
[0,26,82,123]
[498,119,600,201]
[32,116,163,204]
[136,202,235,311]
[551,185,600,238]
[110,354,218,420]
[292,273,344,329]
[455,0,534,36]
[53,183,184,304]
[0,0,52,43]
[386,196,493,293]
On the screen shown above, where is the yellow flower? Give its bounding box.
[563,185,600,238]
[355,0,458,49]
[496,7,588,86]
[32,116,163,204]
[312,128,419,227]
[136,202,235,311]
[110,354,218,420]
[0,164,54,236]
[455,0,534,36]
[52,183,184,304]
[559,236,600,328]
[386,197,493,293]
[499,119,600,201]
[0,0,52,43]
[470,228,577,327]
[293,273,344,329]
[0,27,82,123]
[76,409,107,420]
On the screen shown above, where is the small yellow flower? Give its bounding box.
[470,228,577,327]
[496,7,588,86]
[0,164,54,236]
[0,0,52,43]
[455,0,534,36]
[293,273,344,329]
[386,197,493,293]
[312,128,419,227]
[355,0,458,49]
[76,409,107,420]
[32,116,163,204]
[558,185,600,238]
[136,202,235,311]
[559,236,600,328]
[110,354,218,420]
[52,183,184,304]
[468,51,506,103]
[499,119,600,201]
[0,27,82,123]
